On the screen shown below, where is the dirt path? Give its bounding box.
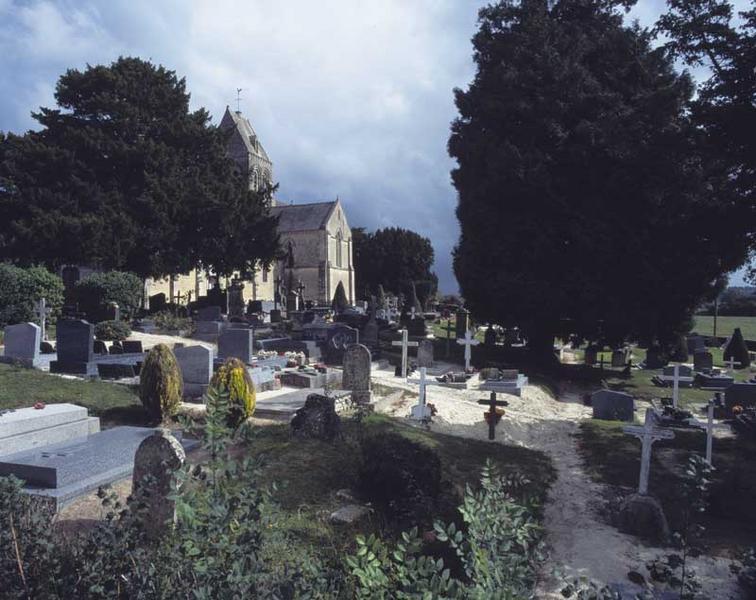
[370,369,741,598]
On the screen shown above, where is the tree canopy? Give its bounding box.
[450,0,752,355]
[0,57,279,280]
[352,226,438,307]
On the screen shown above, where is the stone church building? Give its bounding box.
[145,107,356,307]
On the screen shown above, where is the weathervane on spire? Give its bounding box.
[236,88,243,112]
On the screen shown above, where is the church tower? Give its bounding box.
[220,106,275,205]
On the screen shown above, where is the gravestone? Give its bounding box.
[93,340,108,355]
[645,346,668,369]
[218,329,254,364]
[687,335,706,355]
[290,394,342,441]
[228,282,245,319]
[270,309,282,323]
[50,319,95,375]
[484,326,496,347]
[97,363,136,379]
[591,389,635,422]
[693,351,714,372]
[149,293,167,313]
[342,344,372,404]
[417,339,434,368]
[174,345,213,398]
[611,349,628,368]
[122,340,144,354]
[196,305,222,322]
[585,346,598,366]
[1,322,41,367]
[132,429,186,539]
[326,325,359,363]
[724,383,756,410]
[109,341,124,355]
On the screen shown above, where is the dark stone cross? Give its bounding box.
[478,391,509,441]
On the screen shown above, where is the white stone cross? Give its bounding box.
[410,307,416,320]
[456,329,480,371]
[407,367,441,421]
[35,298,52,341]
[724,356,738,371]
[391,328,419,379]
[623,408,675,495]
[698,400,727,465]
[671,364,681,408]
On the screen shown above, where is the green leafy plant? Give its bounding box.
[74,271,143,321]
[209,358,256,428]
[139,343,183,423]
[94,320,132,341]
[0,263,64,328]
[152,310,193,333]
[646,454,713,599]
[347,460,545,598]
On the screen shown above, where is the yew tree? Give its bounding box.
[450,0,751,359]
[0,57,279,280]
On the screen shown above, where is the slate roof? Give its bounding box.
[221,107,271,163]
[271,201,337,233]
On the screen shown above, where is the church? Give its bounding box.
[146,107,356,307]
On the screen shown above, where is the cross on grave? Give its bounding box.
[670,364,683,408]
[407,366,441,421]
[698,399,727,465]
[623,408,675,495]
[478,391,509,441]
[457,329,480,371]
[410,307,416,320]
[35,298,52,341]
[391,328,419,379]
[724,357,738,371]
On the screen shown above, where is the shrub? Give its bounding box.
[724,327,751,368]
[0,263,64,328]
[210,358,256,428]
[347,460,544,598]
[74,271,143,321]
[152,310,193,333]
[94,319,132,341]
[358,433,442,528]
[139,344,182,423]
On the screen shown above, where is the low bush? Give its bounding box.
[210,358,256,428]
[0,264,64,328]
[139,344,182,423]
[94,320,132,341]
[74,271,143,321]
[358,432,442,528]
[152,310,192,333]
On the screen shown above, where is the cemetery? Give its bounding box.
[1,0,756,597]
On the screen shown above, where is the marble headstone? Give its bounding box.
[218,328,254,364]
[591,389,635,422]
[1,322,41,367]
[174,345,213,398]
[693,351,713,372]
[342,343,372,404]
[50,319,95,374]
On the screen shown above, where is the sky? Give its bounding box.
[0,0,751,292]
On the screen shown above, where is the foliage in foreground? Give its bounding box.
[347,464,545,599]
[210,357,256,428]
[0,386,547,598]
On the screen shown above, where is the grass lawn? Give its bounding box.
[0,363,146,426]
[578,420,756,553]
[244,413,556,564]
[694,315,756,341]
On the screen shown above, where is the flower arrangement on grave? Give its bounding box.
[484,407,505,425]
[210,357,256,427]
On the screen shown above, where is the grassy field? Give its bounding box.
[578,420,756,553]
[0,363,145,426]
[693,315,756,341]
[243,413,556,571]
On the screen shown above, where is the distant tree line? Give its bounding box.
[699,287,756,317]
[352,226,438,308]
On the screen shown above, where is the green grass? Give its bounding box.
[693,315,756,341]
[0,363,145,426]
[244,413,556,560]
[578,420,756,553]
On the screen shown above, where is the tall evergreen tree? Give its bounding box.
[449,0,750,359]
[0,57,279,280]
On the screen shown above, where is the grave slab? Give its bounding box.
[591,390,635,422]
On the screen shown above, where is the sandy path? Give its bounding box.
[128,331,215,352]
[370,368,741,598]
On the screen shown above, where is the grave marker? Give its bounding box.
[391,329,418,379]
[132,428,186,539]
[456,329,480,371]
[1,322,41,367]
[478,391,509,441]
[407,367,441,421]
[623,409,674,495]
[417,339,434,368]
[218,328,254,364]
[342,344,372,404]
